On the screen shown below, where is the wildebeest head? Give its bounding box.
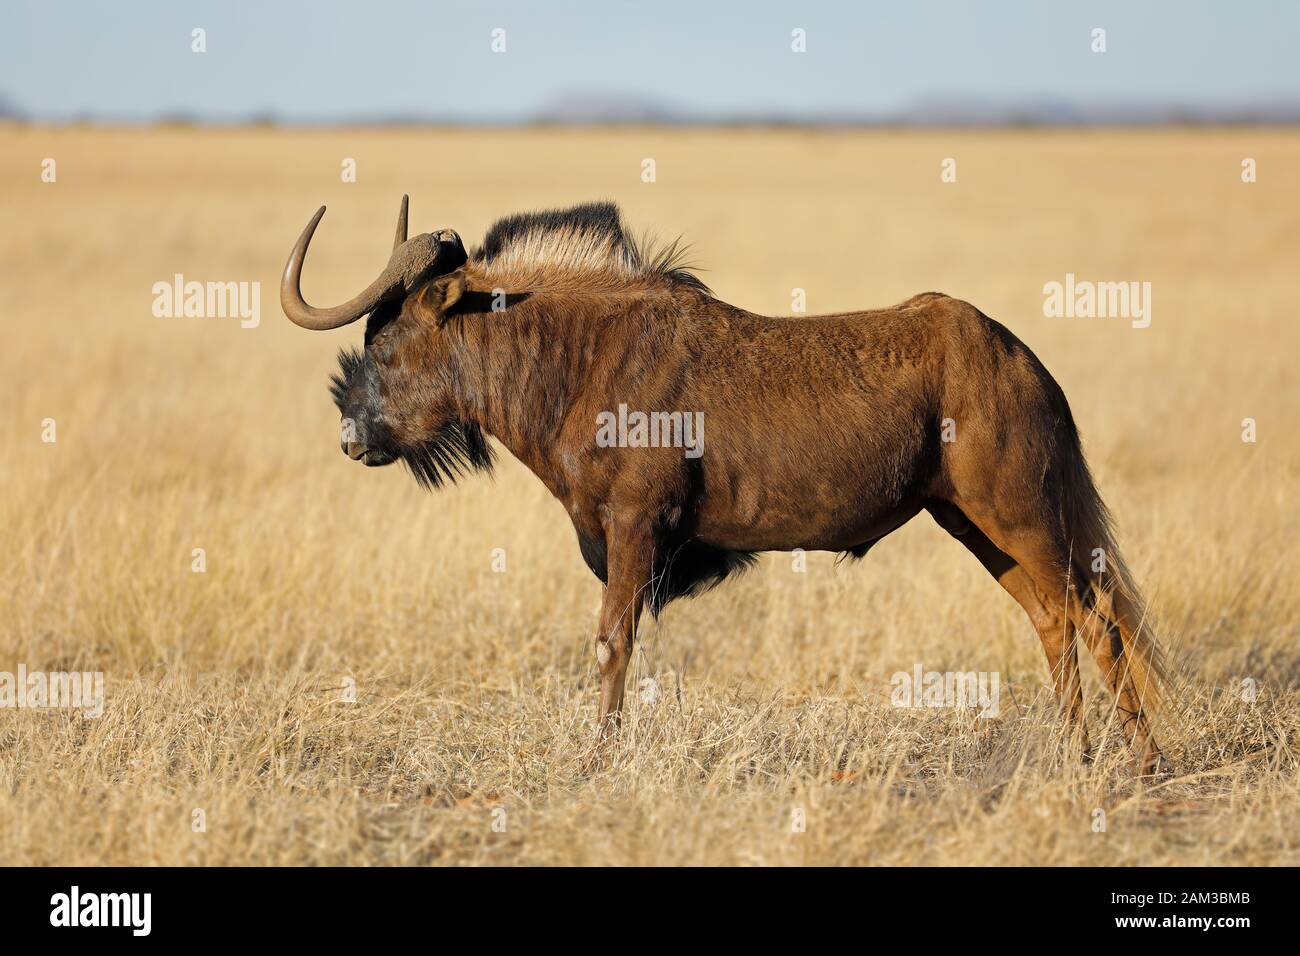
[281,196,493,488]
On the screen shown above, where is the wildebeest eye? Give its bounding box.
[363,299,402,345]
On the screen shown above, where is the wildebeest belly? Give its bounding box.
[690,404,935,552]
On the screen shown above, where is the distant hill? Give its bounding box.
[533,93,680,125]
[3,88,1298,126]
[0,91,24,119]
[527,93,1300,127]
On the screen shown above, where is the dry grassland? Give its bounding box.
[0,126,1296,864]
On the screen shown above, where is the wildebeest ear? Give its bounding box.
[440,275,465,314]
[416,272,466,324]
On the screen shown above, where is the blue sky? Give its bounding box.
[1,0,1294,121]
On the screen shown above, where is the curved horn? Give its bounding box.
[394,194,408,250]
[280,200,446,332]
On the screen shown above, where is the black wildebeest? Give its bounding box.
[281,196,1168,773]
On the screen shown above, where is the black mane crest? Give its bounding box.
[472,201,709,293]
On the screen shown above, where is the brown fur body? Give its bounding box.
[299,201,1168,773]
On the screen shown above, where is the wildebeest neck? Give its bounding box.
[443,278,684,497]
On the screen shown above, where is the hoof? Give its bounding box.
[1137,749,1173,779]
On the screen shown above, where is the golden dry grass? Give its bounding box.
[1,126,1297,865]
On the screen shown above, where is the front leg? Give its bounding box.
[594,510,656,730]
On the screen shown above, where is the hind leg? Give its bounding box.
[948,500,1162,774]
[926,503,1088,751]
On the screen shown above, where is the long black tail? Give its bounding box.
[1059,429,1169,713]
